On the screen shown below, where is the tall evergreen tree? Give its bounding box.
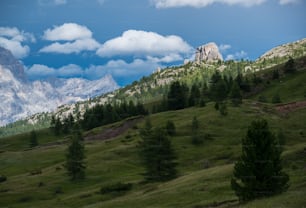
[191,116,202,144]
[166,120,176,136]
[231,119,289,201]
[29,130,38,147]
[229,82,242,106]
[139,119,177,182]
[188,83,201,107]
[168,81,188,110]
[66,130,86,181]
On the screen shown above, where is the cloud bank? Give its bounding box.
[40,23,100,54]
[152,0,298,8]
[0,27,35,58]
[97,30,192,62]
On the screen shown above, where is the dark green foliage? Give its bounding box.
[81,101,147,131]
[272,69,280,79]
[258,95,267,103]
[166,120,176,136]
[139,121,177,182]
[284,57,296,73]
[219,102,228,116]
[0,175,7,183]
[191,116,202,145]
[100,182,133,194]
[66,130,86,181]
[229,82,242,106]
[272,93,281,103]
[29,130,38,147]
[209,72,227,103]
[231,119,289,202]
[167,81,189,110]
[188,83,201,106]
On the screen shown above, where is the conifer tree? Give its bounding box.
[231,119,289,201]
[66,129,86,181]
[139,118,177,182]
[229,82,242,106]
[166,120,176,136]
[29,130,38,147]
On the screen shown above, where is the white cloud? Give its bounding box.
[226,50,248,60]
[38,0,67,6]
[42,23,92,41]
[40,38,100,54]
[0,27,35,58]
[40,23,100,54]
[27,59,162,84]
[279,0,299,5]
[152,0,266,8]
[219,44,231,53]
[97,30,192,63]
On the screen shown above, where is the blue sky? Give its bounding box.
[0,0,305,86]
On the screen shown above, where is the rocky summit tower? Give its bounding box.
[195,42,223,64]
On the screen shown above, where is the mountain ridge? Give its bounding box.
[0,47,119,126]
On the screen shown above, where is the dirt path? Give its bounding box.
[275,100,306,113]
[85,116,143,141]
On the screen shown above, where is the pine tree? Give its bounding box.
[229,82,242,106]
[66,130,86,181]
[139,119,177,182]
[166,120,176,136]
[231,119,289,202]
[191,116,202,144]
[29,130,38,147]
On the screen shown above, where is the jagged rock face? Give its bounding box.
[0,47,119,126]
[195,42,223,63]
[0,46,27,82]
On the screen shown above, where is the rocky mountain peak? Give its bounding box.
[0,46,27,82]
[195,42,223,63]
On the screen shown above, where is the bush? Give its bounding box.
[0,175,7,183]
[258,95,267,103]
[100,182,133,194]
[272,93,281,103]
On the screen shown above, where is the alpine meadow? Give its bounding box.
[1,0,306,207]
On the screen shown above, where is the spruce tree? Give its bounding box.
[66,130,86,181]
[140,119,177,182]
[29,130,38,147]
[166,120,176,136]
[229,82,242,106]
[231,119,289,202]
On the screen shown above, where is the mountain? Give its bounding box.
[0,47,119,126]
[0,47,27,82]
[1,38,305,136]
[257,38,306,62]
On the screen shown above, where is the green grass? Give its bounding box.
[1,66,306,207]
[1,100,306,207]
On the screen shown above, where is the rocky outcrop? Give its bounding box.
[195,42,223,63]
[0,46,27,82]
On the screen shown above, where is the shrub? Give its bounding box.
[0,175,7,183]
[100,182,133,194]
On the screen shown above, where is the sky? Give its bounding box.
[0,0,305,86]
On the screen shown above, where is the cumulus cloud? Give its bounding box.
[97,30,192,63]
[42,23,92,41]
[40,23,100,54]
[27,59,162,85]
[40,38,100,54]
[219,44,231,53]
[0,27,35,58]
[226,50,248,60]
[279,0,299,5]
[152,0,267,8]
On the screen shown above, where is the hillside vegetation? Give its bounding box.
[1,62,306,207]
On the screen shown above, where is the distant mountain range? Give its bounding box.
[0,46,119,126]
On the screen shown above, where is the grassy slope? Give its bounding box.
[1,72,306,207]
